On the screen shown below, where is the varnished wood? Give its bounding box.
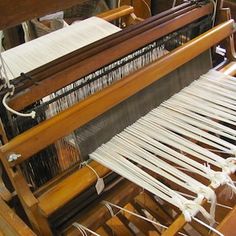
[97,5,135,22]
[0,19,233,168]
[64,180,141,236]
[217,6,236,61]
[0,168,11,202]
[123,203,159,235]
[11,173,52,235]
[213,206,236,236]
[7,3,213,111]
[0,4,235,235]
[135,192,173,225]
[0,22,233,234]
[119,0,151,19]
[38,161,110,216]
[0,0,88,30]
[0,120,8,144]
[0,197,36,236]
[96,227,110,236]
[220,61,236,75]
[106,216,134,236]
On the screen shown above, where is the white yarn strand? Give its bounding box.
[90,69,236,230]
[72,223,100,236]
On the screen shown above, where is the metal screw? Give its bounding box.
[8,153,21,162]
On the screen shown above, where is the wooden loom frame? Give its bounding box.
[0,197,36,236]
[0,18,235,235]
[3,1,213,111]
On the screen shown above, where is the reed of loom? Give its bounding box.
[0,13,235,236]
[0,1,235,235]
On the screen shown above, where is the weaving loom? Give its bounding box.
[0,0,236,235]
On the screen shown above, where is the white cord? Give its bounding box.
[83,161,105,195]
[2,92,36,118]
[102,200,115,217]
[72,223,100,236]
[176,191,233,210]
[84,162,100,179]
[193,217,224,236]
[0,40,36,118]
[210,0,217,27]
[172,0,177,8]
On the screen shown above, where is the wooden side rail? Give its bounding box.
[97,5,135,22]
[8,3,213,111]
[0,20,234,167]
[64,5,137,25]
[217,6,236,61]
[0,197,36,236]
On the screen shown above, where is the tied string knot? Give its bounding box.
[204,164,232,188]
[222,157,236,174]
[195,186,216,220]
[204,164,236,199]
[172,196,215,225]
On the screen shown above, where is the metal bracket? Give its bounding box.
[8,153,21,162]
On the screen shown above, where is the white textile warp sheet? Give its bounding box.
[90,70,236,229]
[1,17,121,80]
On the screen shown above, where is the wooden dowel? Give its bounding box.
[97,5,134,22]
[38,161,110,216]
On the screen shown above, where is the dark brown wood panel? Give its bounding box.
[0,0,87,30]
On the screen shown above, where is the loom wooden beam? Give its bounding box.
[123,203,160,235]
[213,205,236,236]
[10,172,52,236]
[38,161,110,216]
[97,5,135,22]
[64,180,141,236]
[0,0,88,30]
[0,170,11,202]
[0,197,36,236]
[8,3,213,111]
[0,19,233,167]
